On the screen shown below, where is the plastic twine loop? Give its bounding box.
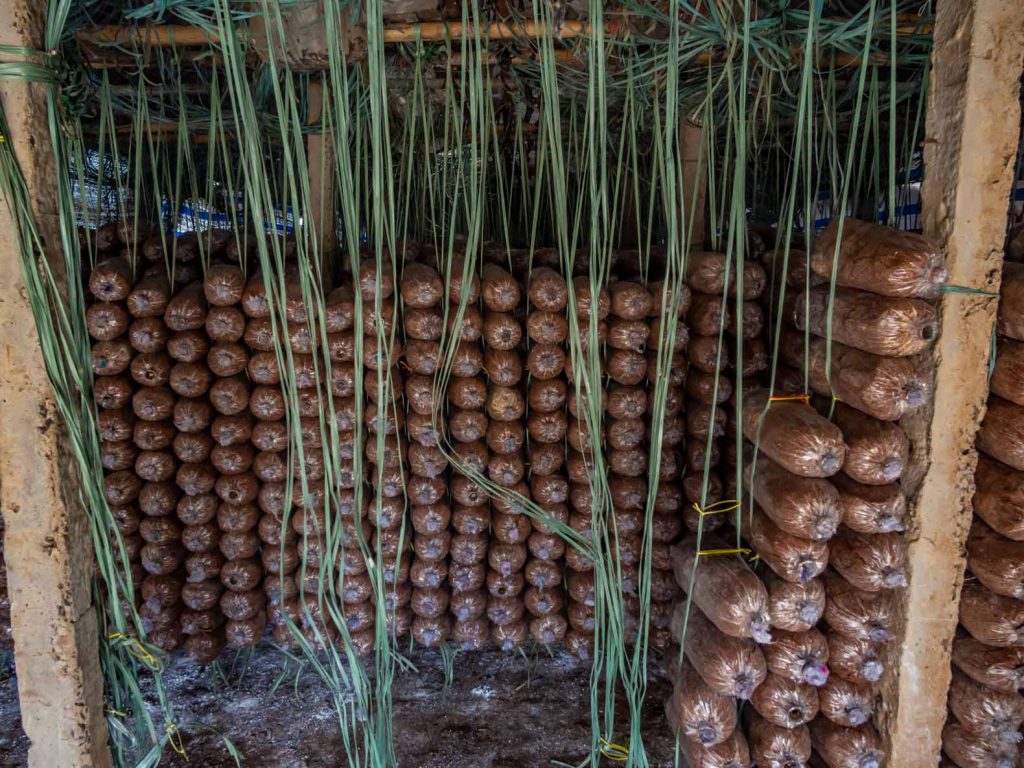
[107,632,159,669]
[768,393,811,405]
[691,499,740,517]
[165,723,188,761]
[599,736,629,762]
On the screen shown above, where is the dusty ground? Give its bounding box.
[0,641,677,767]
[145,645,678,768]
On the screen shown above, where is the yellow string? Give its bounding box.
[599,737,629,763]
[691,499,740,517]
[768,393,811,405]
[107,633,159,668]
[696,547,752,557]
[166,723,189,761]
[105,707,128,718]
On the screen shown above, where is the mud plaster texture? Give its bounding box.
[94,645,677,768]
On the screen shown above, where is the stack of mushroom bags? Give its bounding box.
[780,219,943,768]
[941,259,1024,768]
[665,219,943,768]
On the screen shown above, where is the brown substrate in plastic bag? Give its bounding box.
[998,262,1024,342]
[833,474,906,534]
[764,571,826,632]
[749,713,811,768]
[742,506,828,584]
[780,329,928,422]
[811,719,884,768]
[968,522,1024,600]
[810,218,946,299]
[742,389,845,478]
[818,676,874,727]
[763,628,829,687]
[976,396,1024,472]
[947,669,1024,745]
[664,659,738,746]
[973,453,1024,541]
[751,672,819,728]
[832,404,909,485]
[960,582,1024,647]
[829,528,907,592]
[990,338,1024,407]
[793,287,937,358]
[942,720,1019,768]
[671,535,772,643]
[671,603,767,699]
[826,632,883,685]
[744,456,840,541]
[823,572,895,643]
[678,729,750,768]
[952,637,1024,693]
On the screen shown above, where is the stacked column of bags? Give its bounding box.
[89,237,148,645]
[357,254,408,650]
[941,260,1024,768]
[202,260,265,653]
[241,268,299,650]
[644,279,690,652]
[401,254,457,648]
[683,255,733,538]
[522,254,570,647]
[782,219,944,768]
[563,275,609,661]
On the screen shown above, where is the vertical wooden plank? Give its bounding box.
[0,5,111,768]
[883,2,1024,765]
[307,78,338,263]
[680,120,707,249]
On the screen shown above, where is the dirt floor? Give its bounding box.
[0,642,678,768]
[151,645,678,768]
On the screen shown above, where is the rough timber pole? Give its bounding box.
[883,1,1024,765]
[680,119,707,249]
[0,5,111,768]
[307,79,338,263]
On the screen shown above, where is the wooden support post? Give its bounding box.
[883,1,1024,765]
[680,119,707,249]
[0,5,112,768]
[306,79,338,264]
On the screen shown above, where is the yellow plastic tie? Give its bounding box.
[107,633,158,668]
[768,393,811,405]
[166,723,189,761]
[692,499,740,518]
[696,547,752,558]
[105,707,129,718]
[0,134,6,143]
[599,737,629,763]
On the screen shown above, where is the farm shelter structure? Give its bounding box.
[0,0,1022,767]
